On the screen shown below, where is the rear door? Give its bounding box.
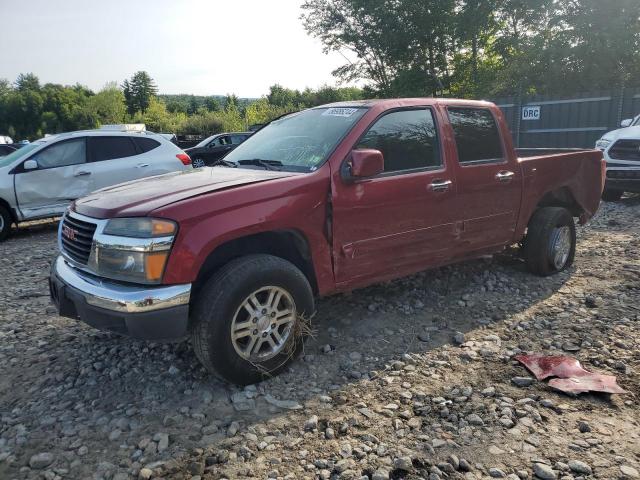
[447,106,522,251]
[14,137,90,218]
[331,107,458,287]
[87,135,146,190]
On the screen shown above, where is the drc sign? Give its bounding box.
[522,106,541,121]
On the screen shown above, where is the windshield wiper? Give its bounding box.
[237,159,283,171]
[210,159,237,168]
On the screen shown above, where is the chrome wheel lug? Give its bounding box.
[253,329,258,335]
[270,312,276,317]
[252,318,258,323]
[262,332,267,338]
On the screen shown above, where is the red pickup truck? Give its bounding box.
[50,99,604,384]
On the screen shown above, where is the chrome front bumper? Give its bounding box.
[50,256,191,340]
[53,256,191,312]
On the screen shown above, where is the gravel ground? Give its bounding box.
[1,199,639,480]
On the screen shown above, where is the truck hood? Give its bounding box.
[73,167,298,219]
[600,126,640,143]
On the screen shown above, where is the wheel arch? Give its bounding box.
[0,197,18,224]
[534,187,584,217]
[192,229,319,298]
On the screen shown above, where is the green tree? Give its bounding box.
[122,71,158,115]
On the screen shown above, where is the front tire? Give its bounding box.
[0,205,13,242]
[524,207,576,277]
[602,187,623,202]
[190,254,314,385]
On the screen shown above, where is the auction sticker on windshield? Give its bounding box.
[322,107,359,117]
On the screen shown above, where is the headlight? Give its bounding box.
[103,218,176,238]
[88,217,177,284]
[595,138,612,150]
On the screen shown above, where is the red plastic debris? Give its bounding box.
[515,354,626,395]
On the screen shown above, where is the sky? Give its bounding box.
[0,0,353,97]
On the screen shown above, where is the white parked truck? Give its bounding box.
[595,115,640,201]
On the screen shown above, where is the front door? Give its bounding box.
[331,107,458,288]
[15,137,90,219]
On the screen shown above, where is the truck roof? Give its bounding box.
[316,98,496,109]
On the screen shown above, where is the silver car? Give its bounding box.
[0,130,192,240]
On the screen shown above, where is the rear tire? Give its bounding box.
[601,187,623,202]
[524,207,576,277]
[190,254,314,385]
[0,205,13,242]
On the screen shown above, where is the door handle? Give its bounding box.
[136,163,150,168]
[429,179,452,192]
[496,171,515,182]
[74,171,91,177]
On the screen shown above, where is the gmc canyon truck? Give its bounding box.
[49,99,605,385]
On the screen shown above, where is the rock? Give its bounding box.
[511,377,535,387]
[454,332,466,345]
[467,414,484,426]
[584,295,599,308]
[577,421,591,433]
[29,452,54,470]
[155,433,169,452]
[533,463,557,480]
[567,459,591,475]
[304,415,319,431]
[393,456,413,471]
[489,468,507,478]
[139,468,153,479]
[264,394,303,410]
[459,458,472,472]
[372,470,390,480]
[620,465,640,478]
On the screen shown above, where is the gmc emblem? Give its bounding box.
[62,225,77,241]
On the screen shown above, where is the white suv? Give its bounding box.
[0,130,192,240]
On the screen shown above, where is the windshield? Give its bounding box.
[0,142,41,168]
[194,135,217,148]
[634,115,640,126]
[225,107,368,172]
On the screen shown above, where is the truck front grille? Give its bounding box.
[607,169,640,180]
[609,140,640,161]
[60,215,97,265]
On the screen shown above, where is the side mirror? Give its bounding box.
[621,119,633,128]
[350,149,384,178]
[23,159,38,170]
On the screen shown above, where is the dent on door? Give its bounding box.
[16,166,92,218]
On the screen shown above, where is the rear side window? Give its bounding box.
[448,108,504,164]
[90,136,138,162]
[33,138,86,169]
[356,108,441,173]
[133,137,161,153]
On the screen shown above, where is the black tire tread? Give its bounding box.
[190,254,313,385]
[524,207,576,277]
[0,205,12,242]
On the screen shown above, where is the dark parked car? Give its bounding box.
[0,145,16,157]
[185,132,252,167]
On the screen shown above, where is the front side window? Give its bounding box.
[355,108,441,173]
[32,138,86,169]
[90,136,138,162]
[448,108,504,164]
